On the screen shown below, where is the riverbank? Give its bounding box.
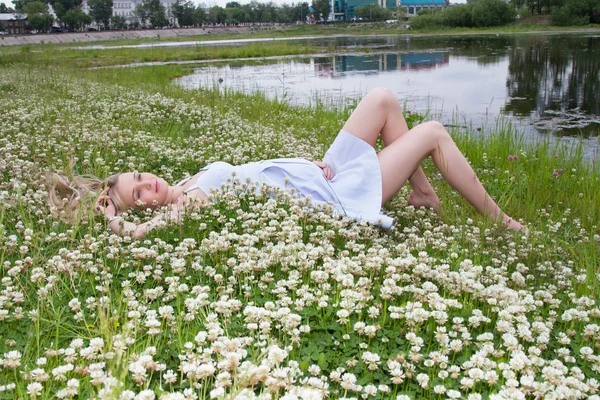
[0,25,286,46]
[1,21,599,46]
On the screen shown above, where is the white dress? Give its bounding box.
[178,129,394,229]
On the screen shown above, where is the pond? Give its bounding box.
[173,33,600,158]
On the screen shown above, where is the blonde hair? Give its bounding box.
[46,172,127,223]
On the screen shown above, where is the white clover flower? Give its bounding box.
[267,345,288,365]
[340,373,357,390]
[163,369,177,384]
[2,351,21,368]
[52,363,74,381]
[580,347,594,358]
[377,384,389,393]
[308,365,321,376]
[162,393,186,400]
[433,384,446,394]
[416,373,429,388]
[210,387,225,399]
[134,390,155,400]
[27,382,43,397]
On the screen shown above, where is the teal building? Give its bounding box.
[332,0,398,20]
[399,0,449,15]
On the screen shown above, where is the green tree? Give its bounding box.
[291,2,309,22]
[23,0,47,14]
[171,0,195,26]
[137,0,168,27]
[147,0,168,27]
[471,0,516,26]
[225,7,248,23]
[0,3,13,12]
[133,3,149,27]
[311,0,330,20]
[195,6,206,24]
[28,13,53,31]
[14,0,36,11]
[88,0,113,29]
[354,4,392,21]
[111,14,127,29]
[53,2,67,20]
[22,1,54,32]
[509,0,527,9]
[410,8,443,28]
[62,6,90,30]
[207,5,225,23]
[394,5,407,19]
[52,0,83,19]
[442,3,473,27]
[225,1,241,8]
[551,0,599,25]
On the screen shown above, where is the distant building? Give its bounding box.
[0,13,27,34]
[332,0,398,20]
[81,0,176,25]
[400,0,449,16]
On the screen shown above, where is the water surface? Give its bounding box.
[174,34,600,158]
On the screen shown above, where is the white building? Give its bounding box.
[81,0,176,25]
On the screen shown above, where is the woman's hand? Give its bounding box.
[95,188,116,219]
[313,161,335,180]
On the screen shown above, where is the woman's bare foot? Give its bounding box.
[408,190,441,211]
[503,216,528,234]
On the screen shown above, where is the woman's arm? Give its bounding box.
[107,214,166,239]
[98,192,184,239]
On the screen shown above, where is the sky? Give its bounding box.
[4,0,467,11]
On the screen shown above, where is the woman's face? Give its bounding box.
[114,172,170,209]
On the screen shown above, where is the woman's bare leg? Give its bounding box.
[377,120,523,231]
[342,88,440,209]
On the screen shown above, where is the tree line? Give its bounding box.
[411,0,599,29]
[2,0,334,32]
[2,0,597,33]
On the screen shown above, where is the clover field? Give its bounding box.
[0,45,599,400]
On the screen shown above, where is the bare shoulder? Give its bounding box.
[175,170,210,208]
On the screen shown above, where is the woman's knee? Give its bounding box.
[367,87,397,110]
[421,121,450,141]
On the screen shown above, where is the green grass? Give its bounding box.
[0,41,332,68]
[0,38,599,399]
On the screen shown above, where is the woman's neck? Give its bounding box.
[166,185,184,205]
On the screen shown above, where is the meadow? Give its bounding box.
[0,40,599,399]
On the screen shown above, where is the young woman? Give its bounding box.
[49,88,525,239]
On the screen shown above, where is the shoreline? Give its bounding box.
[1,24,599,47]
[0,25,286,46]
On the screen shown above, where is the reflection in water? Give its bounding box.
[174,34,599,156]
[505,36,600,138]
[314,52,449,78]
